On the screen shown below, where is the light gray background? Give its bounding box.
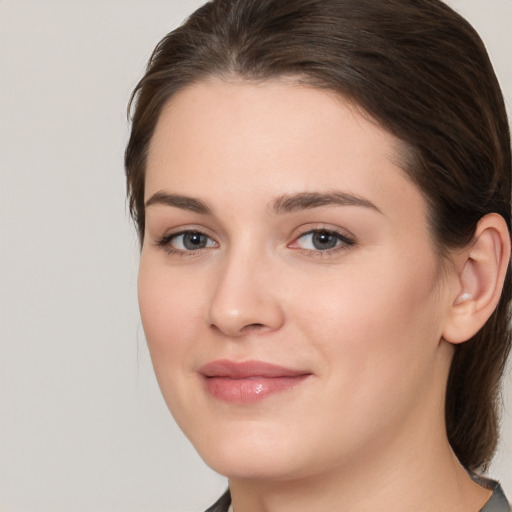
[0,1,510,511]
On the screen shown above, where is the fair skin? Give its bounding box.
[138,79,509,512]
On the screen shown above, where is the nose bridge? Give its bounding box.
[207,239,284,336]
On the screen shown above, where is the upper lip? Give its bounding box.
[199,359,310,379]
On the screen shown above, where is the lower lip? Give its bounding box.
[203,375,309,404]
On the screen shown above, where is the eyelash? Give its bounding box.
[155,227,356,256]
[156,230,218,255]
[289,228,356,255]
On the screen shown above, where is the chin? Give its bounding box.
[188,421,308,481]
[203,450,301,482]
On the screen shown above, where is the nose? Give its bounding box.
[207,249,285,337]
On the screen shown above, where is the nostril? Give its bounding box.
[208,322,266,337]
[241,323,266,333]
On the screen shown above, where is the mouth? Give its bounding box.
[199,359,312,404]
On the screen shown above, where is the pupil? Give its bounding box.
[184,232,206,250]
[312,231,337,250]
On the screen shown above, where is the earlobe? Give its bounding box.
[442,213,511,344]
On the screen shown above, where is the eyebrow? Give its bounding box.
[145,191,212,214]
[271,191,382,214]
[144,190,381,216]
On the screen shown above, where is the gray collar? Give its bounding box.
[471,475,511,512]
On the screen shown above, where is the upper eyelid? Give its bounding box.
[156,224,217,239]
[290,223,355,240]
[163,230,215,240]
[295,230,353,243]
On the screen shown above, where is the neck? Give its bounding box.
[229,435,490,512]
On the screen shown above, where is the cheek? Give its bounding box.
[284,254,446,457]
[292,248,445,387]
[137,258,204,371]
[137,257,216,432]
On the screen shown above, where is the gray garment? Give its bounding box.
[205,479,511,512]
[473,475,511,512]
[481,483,510,512]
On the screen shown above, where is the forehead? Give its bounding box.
[145,79,426,225]
[148,78,398,158]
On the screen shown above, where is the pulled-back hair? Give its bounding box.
[125,0,511,471]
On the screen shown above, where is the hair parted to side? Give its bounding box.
[125,0,511,471]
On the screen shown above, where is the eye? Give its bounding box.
[157,230,218,253]
[290,229,354,252]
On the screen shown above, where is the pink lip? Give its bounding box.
[199,360,311,404]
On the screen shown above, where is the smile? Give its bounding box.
[199,360,311,404]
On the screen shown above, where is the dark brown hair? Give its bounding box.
[125,0,511,471]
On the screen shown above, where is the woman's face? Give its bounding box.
[138,79,455,481]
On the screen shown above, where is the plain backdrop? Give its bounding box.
[0,1,511,511]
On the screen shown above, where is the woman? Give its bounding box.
[125,0,511,510]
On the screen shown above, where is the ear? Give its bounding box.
[442,213,511,344]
